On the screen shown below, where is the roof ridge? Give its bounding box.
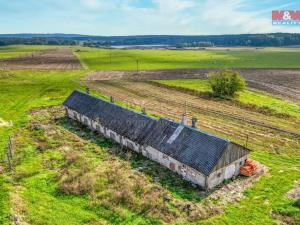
[159,117,230,143]
[73,89,158,121]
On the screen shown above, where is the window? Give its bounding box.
[74,112,78,120]
[96,125,100,131]
[127,141,134,150]
[162,154,169,160]
[180,164,187,174]
[110,132,116,140]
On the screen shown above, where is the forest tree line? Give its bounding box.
[1,33,300,47]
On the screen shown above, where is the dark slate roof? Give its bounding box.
[144,118,230,176]
[64,90,249,176]
[63,90,158,144]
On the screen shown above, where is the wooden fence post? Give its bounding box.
[245,135,249,148]
[6,151,12,172]
[6,136,13,171]
[8,137,13,159]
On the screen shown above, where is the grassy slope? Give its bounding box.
[155,79,300,118]
[76,47,300,70]
[0,47,299,224]
[0,45,53,59]
[0,70,203,225]
[0,70,86,224]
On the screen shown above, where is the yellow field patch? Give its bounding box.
[0,118,12,127]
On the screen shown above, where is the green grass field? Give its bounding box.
[0,46,299,224]
[155,79,300,118]
[0,45,53,59]
[76,47,300,70]
[0,70,85,224]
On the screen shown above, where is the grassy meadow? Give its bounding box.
[154,79,300,118]
[0,46,299,224]
[76,47,300,70]
[0,70,86,224]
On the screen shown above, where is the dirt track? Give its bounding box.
[0,48,82,70]
[85,80,300,156]
[86,69,300,102]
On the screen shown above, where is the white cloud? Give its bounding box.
[115,0,200,35]
[199,0,300,34]
[68,0,300,35]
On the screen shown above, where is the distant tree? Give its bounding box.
[208,70,246,99]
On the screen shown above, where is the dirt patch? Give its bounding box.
[0,48,82,70]
[209,161,268,205]
[86,68,300,102]
[272,213,299,225]
[287,181,300,201]
[10,187,30,225]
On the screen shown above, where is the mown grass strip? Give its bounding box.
[153,79,300,119]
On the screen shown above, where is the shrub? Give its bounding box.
[58,151,95,195]
[208,70,246,99]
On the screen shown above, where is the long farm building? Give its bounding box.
[63,90,250,190]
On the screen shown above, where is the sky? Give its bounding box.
[1,0,300,35]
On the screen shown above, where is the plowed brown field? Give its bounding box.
[85,80,300,156]
[86,69,300,101]
[0,48,82,70]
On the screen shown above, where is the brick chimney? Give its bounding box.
[192,117,198,128]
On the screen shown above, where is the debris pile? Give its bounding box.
[240,159,257,177]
